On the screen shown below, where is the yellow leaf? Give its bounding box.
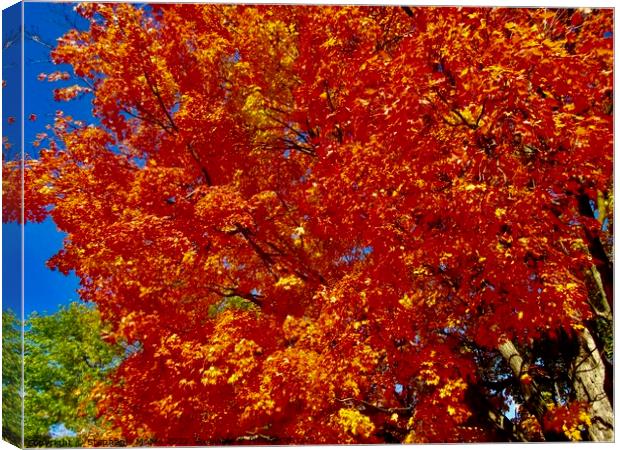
[275,274,303,290]
[399,293,414,309]
[321,36,338,48]
[464,183,480,191]
[520,373,532,383]
[38,185,53,194]
[182,250,196,265]
[336,408,375,438]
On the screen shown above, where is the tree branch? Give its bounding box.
[497,340,548,435]
[570,328,614,441]
[336,397,413,414]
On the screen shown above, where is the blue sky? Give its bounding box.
[2,2,23,317]
[3,2,91,316]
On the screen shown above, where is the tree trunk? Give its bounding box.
[571,328,614,441]
[589,266,613,322]
[497,340,547,421]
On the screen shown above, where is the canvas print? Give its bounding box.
[2,1,614,446]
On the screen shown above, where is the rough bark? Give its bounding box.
[497,340,547,422]
[571,328,614,441]
[589,265,613,322]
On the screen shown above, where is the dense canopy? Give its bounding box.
[2,305,123,447]
[4,4,613,444]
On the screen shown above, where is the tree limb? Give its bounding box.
[570,328,614,441]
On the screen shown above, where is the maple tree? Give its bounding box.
[4,4,613,444]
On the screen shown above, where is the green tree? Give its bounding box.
[2,309,22,447]
[24,302,123,444]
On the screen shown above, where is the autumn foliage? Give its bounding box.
[5,4,613,444]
